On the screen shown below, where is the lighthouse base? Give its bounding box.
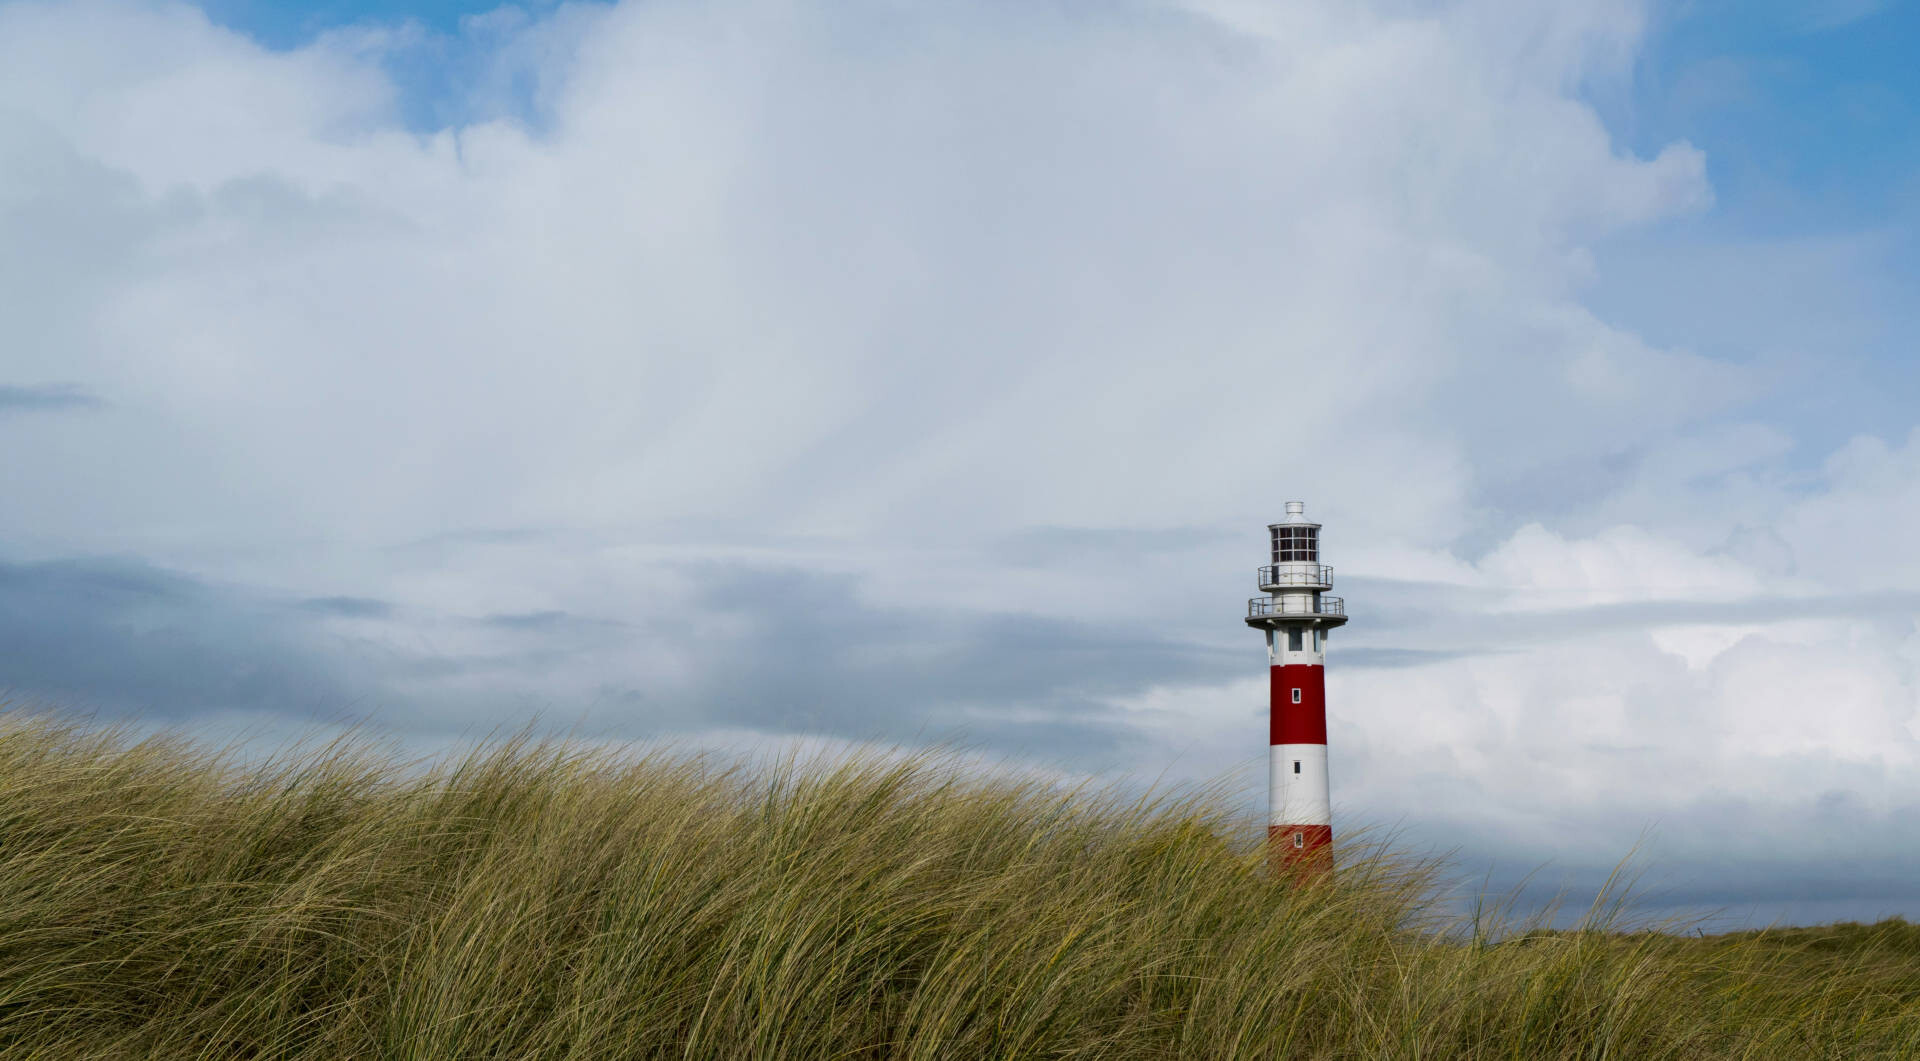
[1267,824,1333,878]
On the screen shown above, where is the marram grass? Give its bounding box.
[0,713,1913,1058]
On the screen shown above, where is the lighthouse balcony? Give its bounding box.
[1246,595,1345,620]
[1257,563,1333,591]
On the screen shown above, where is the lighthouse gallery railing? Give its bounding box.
[1247,596,1345,619]
[1257,564,1333,588]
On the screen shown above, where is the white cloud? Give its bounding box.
[1479,522,1763,607]
[0,0,1723,559]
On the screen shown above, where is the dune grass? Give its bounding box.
[0,712,1913,1058]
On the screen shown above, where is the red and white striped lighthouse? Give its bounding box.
[1244,501,1348,875]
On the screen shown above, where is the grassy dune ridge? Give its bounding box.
[0,713,1913,1058]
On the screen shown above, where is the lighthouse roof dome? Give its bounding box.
[1269,500,1319,529]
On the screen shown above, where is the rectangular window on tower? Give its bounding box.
[1293,832,1305,848]
[1291,688,1302,703]
[1288,629,1304,652]
[1293,760,1301,774]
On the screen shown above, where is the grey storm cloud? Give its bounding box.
[0,552,1241,765]
[478,610,626,632]
[10,544,1897,772]
[299,596,394,619]
[0,556,359,723]
[0,383,102,413]
[593,564,1243,762]
[1400,795,1920,930]
[1339,575,1920,652]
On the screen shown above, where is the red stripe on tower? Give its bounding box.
[1243,502,1349,879]
[1269,665,1327,744]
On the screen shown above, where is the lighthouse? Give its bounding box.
[1244,501,1348,875]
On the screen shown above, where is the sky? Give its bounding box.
[2,0,1918,928]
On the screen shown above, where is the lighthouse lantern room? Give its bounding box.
[1244,501,1349,874]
